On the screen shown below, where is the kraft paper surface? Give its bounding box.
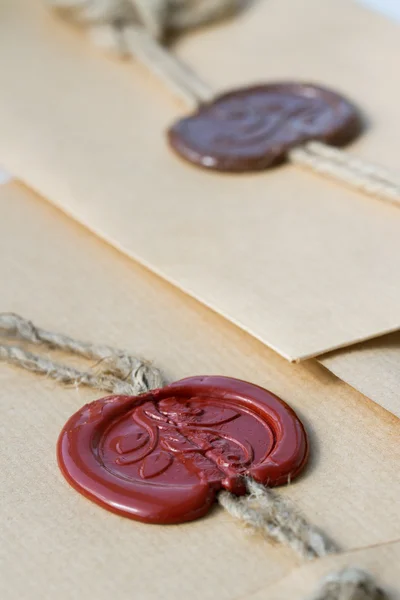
[0,0,400,361]
[1,181,399,599]
[320,332,400,418]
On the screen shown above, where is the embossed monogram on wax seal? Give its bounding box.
[57,376,308,524]
[111,398,253,480]
[167,83,362,172]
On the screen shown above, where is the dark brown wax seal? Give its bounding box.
[57,376,308,524]
[167,83,362,172]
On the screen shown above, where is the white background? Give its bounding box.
[0,0,398,184]
[361,0,400,20]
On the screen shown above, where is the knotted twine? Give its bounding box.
[0,312,163,395]
[0,313,386,599]
[48,0,238,41]
[47,0,234,106]
[45,0,400,208]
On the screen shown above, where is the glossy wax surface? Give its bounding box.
[57,376,309,524]
[168,82,362,172]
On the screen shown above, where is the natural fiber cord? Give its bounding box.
[47,0,239,40]
[0,313,163,395]
[309,568,385,600]
[219,478,337,561]
[290,142,400,208]
[219,479,385,599]
[0,314,388,599]
[47,0,235,105]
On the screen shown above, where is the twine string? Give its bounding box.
[0,313,387,599]
[0,313,163,395]
[219,479,385,599]
[48,0,232,106]
[120,25,214,107]
[219,477,337,561]
[289,142,400,208]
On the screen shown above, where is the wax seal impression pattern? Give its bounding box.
[168,82,362,172]
[58,376,308,524]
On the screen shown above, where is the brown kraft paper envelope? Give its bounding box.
[1,180,400,599]
[0,0,400,362]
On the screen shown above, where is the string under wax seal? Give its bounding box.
[47,0,400,208]
[0,313,387,599]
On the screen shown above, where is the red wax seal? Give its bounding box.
[167,82,361,172]
[57,376,308,524]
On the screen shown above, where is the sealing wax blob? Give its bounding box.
[57,376,308,524]
[167,82,362,172]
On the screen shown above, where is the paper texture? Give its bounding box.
[0,0,400,361]
[320,332,400,418]
[1,182,399,599]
